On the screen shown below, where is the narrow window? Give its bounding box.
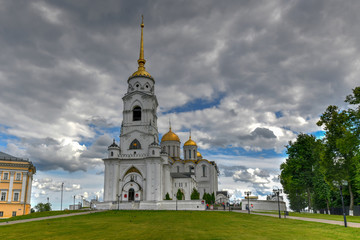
[129,139,141,149]
[167,146,170,155]
[3,173,8,180]
[152,150,155,155]
[16,173,21,181]
[202,165,206,177]
[193,150,196,159]
[111,151,114,157]
[172,146,175,156]
[1,192,6,201]
[0,211,3,217]
[13,192,19,201]
[189,151,191,159]
[12,211,16,217]
[177,166,180,173]
[185,183,187,187]
[133,106,141,121]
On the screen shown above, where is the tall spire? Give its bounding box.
[130,15,153,80]
[138,15,145,69]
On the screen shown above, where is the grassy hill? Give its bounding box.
[0,210,359,240]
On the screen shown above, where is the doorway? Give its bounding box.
[129,188,135,201]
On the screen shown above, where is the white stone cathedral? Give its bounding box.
[99,18,218,210]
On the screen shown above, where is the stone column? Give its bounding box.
[8,171,14,202]
[26,173,33,204]
[146,161,152,201]
[20,172,27,203]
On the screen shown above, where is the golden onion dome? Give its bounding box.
[197,151,202,158]
[184,136,197,146]
[161,128,180,142]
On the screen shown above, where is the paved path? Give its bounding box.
[233,210,360,228]
[0,211,97,226]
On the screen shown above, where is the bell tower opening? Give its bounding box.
[133,106,141,121]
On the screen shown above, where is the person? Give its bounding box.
[222,202,225,210]
[206,204,209,210]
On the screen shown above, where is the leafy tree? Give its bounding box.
[34,202,52,212]
[317,96,360,210]
[165,192,171,200]
[190,188,200,200]
[211,192,215,204]
[176,189,184,200]
[280,133,323,211]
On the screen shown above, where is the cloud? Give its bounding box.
[33,178,81,192]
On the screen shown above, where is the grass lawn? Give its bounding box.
[0,210,359,240]
[253,210,360,223]
[0,210,86,223]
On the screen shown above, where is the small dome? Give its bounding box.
[161,128,180,142]
[184,136,197,146]
[108,139,119,148]
[197,151,202,158]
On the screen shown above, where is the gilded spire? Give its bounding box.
[130,15,153,80]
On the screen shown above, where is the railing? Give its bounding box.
[118,153,148,159]
[0,156,29,161]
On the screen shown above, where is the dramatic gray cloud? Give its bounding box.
[0,0,359,206]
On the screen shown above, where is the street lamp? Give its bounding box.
[244,191,251,214]
[174,194,178,211]
[73,195,76,210]
[333,180,348,227]
[273,188,282,219]
[60,182,64,211]
[117,194,121,210]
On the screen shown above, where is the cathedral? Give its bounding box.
[99,18,218,210]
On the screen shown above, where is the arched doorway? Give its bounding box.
[129,188,135,201]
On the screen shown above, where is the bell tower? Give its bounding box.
[120,16,159,155]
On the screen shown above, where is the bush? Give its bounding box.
[191,188,200,200]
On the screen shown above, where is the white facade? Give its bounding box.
[100,19,218,210]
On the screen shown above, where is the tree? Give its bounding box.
[165,192,171,200]
[190,188,200,200]
[211,192,215,204]
[34,202,52,212]
[176,189,184,200]
[280,133,323,211]
[317,102,359,210]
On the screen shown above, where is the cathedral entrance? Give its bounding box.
[129,188,135,201]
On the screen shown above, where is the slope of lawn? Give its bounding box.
[0,210,87,223]
[0,210,359,240]
[253,210,360,223]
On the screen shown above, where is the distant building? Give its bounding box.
[215,191,229,204]
[241,194,286,212]
[0,151,36,218]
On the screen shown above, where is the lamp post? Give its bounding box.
[73,195,76,210]
[60,182,64,211]
[333,180,348,227]
[174,194,178,211]
[117,194,121,210]
[273,188,282,219]
[244,191,251,214]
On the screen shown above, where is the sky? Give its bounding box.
[0,0,359,209]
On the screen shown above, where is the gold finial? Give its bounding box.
[189,129,192,139]
[130,15,152,79]
[169,118,172,131]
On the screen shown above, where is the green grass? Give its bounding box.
[253,210,360,223]
[0,210,359,240]
[0,210,87,223]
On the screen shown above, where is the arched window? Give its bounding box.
[167,146,170,155]
[133,106,141,121]
[189,150,191,159]
[129,139,141,149]
[193,150,196,159]
[152,150,155,155]
[177,166,180,173]
[173,146,175,156]
[111,151,113,156]
[202,165,206,177]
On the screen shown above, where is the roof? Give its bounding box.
[0,151,28,161]
[170,172,193,178]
